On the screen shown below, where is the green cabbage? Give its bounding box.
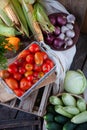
[64,70,87,94]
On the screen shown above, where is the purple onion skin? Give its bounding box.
[45,34,55,45]
[54,26,61,36]
[48,15,57,25]
[53,38,65,49]
[57,14,67,26]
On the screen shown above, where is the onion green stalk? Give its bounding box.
[34,2,55,33]
[64,70,87,94]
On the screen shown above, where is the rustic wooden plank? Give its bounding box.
[0,119,41,129]
[18,90,39,112]
[71,34,87,69]
[9,98,18,107]
[15,111,42,130]
[0,104,18,120]
[37,84,53,116]
[81,9,87,33]
[82,56,87,78]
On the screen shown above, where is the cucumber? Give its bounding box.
[54,114,69,124]
[63,106,80,115]
[71,111,87,124]
[49,96,63,105]
[77,98,86,112]
[62,93,76,106]
[46,122,62,130]
[55,105,73,118]
[63,121,77,130]
[47,104,56,115]
[44,113,54,122]
[75,122,87,130]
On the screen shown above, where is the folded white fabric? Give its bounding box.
[42,42,76,94]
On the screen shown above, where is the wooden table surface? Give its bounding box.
[0,33,87,130]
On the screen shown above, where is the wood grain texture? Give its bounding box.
[81,9,87,33]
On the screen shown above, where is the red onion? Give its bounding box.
[53,38,64,49]
[49,15,57,25]
[54,26,61,36]
[57,14,67,26]
[45,34,54,45]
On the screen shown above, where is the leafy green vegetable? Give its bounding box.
[64,70,87,94]
[0,36,15,69]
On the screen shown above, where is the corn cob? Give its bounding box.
[19,0,44,42]
[0,8,13,26]
[4,4,20,27]
[0,18,5,24]
[24,0,36,4]
[11,0,29,37]
[0,0,20,27]
[0,23,21,37]
[34,2,55,33]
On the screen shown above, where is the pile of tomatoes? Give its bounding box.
[0,43,54,97]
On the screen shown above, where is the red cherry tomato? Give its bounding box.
[26,54,34,63]
[13,72,22,81]
[19,67,26,74]
[5,78,18,90]
[33,79,38,84]
[24,71,33,77]
[20,78,32,91]
[41,51,48,60]
[14,57,25,66]
[42,63,51,73]
[38,72,44,78]
[34,52,43,65]
[34,64,42,72]
[46,59,54,68]
[25,63,33,71]
[14,89,24,97]
[29,43,40,53]
[33,71,39,78]
[17,49,30,59]
[0,70,10,79]
[8,63,18,74]
[27,75,34,82]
